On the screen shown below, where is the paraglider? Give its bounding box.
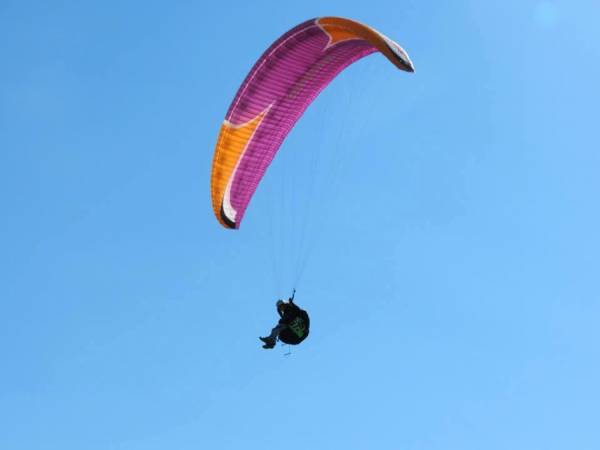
[259,290,310,349]
[210,17,414,350]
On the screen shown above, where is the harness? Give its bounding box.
[288,316,307,338]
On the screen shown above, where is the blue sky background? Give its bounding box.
[2,0,599,449]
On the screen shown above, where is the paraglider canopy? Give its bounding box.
[210,17,414,229]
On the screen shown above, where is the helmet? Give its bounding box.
[276,299,286,314]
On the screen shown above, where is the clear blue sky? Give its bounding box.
[2,0,599,449]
